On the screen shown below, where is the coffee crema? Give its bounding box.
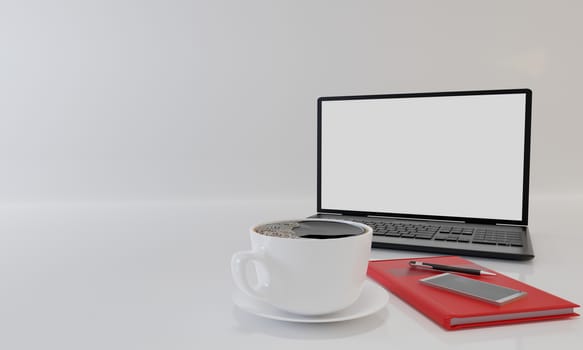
[255,220,365,239]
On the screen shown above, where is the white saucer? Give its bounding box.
[232,279,389,323]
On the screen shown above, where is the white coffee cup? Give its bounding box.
[231,219,372,315]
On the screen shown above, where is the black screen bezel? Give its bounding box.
[317,89,532,225]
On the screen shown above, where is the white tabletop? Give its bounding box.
[1,195,581,350]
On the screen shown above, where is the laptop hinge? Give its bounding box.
[496,223,527,228]
[367,214,465,224]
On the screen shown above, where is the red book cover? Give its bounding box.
[367,256,579,330]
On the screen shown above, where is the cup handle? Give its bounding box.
[231,248,270,300]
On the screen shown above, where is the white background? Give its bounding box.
[1,0,583,203]
[1,3,583,349]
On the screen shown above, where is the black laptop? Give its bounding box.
[311,89,534,260]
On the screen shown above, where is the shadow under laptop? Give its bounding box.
[231,306,388,340]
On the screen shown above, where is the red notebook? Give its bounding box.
[367,256,579,330]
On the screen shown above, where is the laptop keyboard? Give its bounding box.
[349,219,524,247]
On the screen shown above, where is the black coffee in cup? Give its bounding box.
[255,220,365,239]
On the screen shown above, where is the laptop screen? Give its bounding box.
[318,89,531,225]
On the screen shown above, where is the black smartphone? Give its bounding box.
[420,273,527,305]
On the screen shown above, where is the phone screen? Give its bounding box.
[420,273,526,305]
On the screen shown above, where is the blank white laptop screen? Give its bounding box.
[319,91,529,222]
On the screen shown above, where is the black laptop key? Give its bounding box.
[415,234,434,240]
[473,239,497,245]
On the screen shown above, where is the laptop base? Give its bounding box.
[311,214,535,261]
